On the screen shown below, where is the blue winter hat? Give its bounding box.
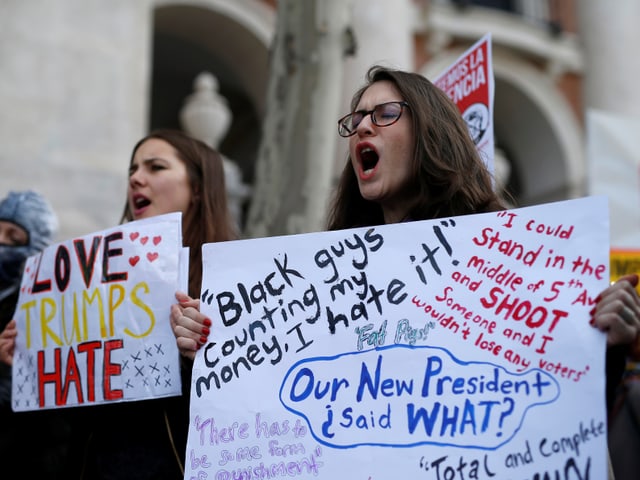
[0,191,58,285]
[0,190,58,252]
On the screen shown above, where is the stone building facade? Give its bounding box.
[1,0,638,239]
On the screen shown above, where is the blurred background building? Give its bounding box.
[1,0,638,240]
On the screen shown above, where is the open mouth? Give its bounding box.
[132,194,151,210]
[359,146,379,176]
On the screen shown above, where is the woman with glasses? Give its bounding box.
[332,63,638,390]
[172,66,640,411]
[331,65,503,228]
[168,68,635,480]
[332,65,640,448]
[170,66,638,480]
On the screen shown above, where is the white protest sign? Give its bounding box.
[188,197,609,479]
[434,33,495,177]
[12,212,185,411]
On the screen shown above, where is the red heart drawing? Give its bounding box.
[153,236,162,245]
[140,236,149,245]
[147,252,159,262]
[130,232,139,241]
[129,256,140,266]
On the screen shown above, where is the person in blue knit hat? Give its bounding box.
[0,190,58,307]
[0,190,69,478]
[0,190,58,364]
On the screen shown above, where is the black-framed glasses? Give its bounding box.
[337,101,410,137]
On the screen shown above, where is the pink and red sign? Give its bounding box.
[435,33,495,175]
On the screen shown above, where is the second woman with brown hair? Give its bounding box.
[74,129,237,479]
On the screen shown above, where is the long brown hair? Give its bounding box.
[328,65,505,230]
[122,129,237,297]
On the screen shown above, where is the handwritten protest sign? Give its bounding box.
[12,212,186,411]
[434,33,494,176]
[187,196,609,479]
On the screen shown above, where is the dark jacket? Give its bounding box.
[0,190,68,476]
[0,287,72,479]
[72,368,191,480]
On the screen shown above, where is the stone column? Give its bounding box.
[578,0,640,116]
[344,0,413,75]
[579,1,640,250]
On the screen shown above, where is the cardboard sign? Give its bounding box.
[187,196,609,479]
[434,33,495,176]
[11,212,186,411]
